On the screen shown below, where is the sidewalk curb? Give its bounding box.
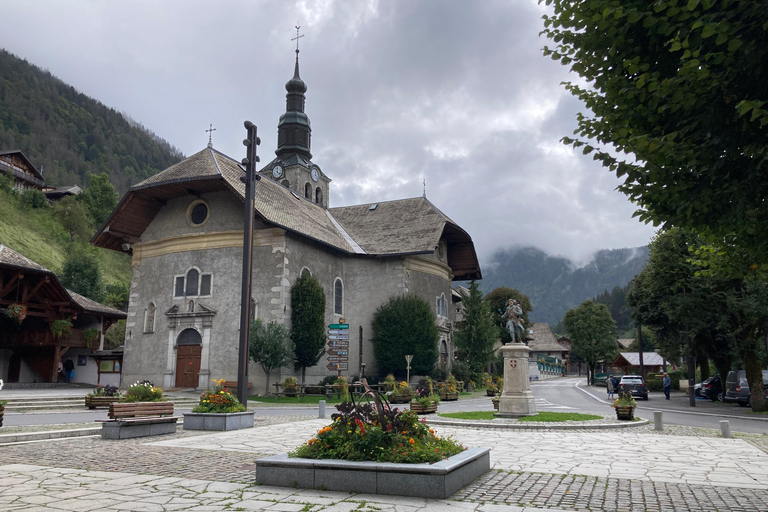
[0,427,102,444]
[426,417,650,430]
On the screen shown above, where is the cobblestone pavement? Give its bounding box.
[2,416,768,511]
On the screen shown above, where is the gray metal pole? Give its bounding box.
[236,121,260,406]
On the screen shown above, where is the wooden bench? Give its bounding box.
[98,402,180,439]
[223,381,252,390]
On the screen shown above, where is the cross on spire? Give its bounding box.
[292,24,304,54]
[206,124,216,147]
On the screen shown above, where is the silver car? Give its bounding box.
[724,370,768,407]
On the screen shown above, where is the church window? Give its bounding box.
[186,199,210,227]
[177,328,202,346]
[301,267,311,278]
[304,182,311,199]
[143,302,156,333]
[334,278,343,315]
[315,187,322,205]
[174,268,213,298]
[436,293,447,317]
[282,179,290,188]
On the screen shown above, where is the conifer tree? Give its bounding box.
[290,271,326,384]
[454,281,498,378]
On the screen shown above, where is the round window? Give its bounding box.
[186,200,210,227]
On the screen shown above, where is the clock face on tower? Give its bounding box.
[272,165,283,179]
[310,168,319,182]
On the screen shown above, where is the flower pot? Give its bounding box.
[492,398,499,411]
[84,396,120,409]
[615,406,635,420]
[440,392,459,401]
[409,401,437,414]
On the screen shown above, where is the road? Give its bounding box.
[4,377,767,433]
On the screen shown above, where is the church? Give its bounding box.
[92,50,482,393]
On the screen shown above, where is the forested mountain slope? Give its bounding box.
[0,48,183,193]
[478,246,649,326]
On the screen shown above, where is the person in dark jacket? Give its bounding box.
[663,374,671,400]
[63,358,75,383]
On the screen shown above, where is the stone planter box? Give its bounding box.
[615,406,635,420]
[85,396,120,409]
[440,392,459,401]
[183,411,255,431]
[255,447,490,499]
[409,401,438,414]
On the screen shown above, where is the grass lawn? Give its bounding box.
[438,411,603,422]
[247,395,346,405]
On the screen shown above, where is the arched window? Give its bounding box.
[143,302,156,333]
[304,182,311,199]
[315,187,323,205]
[301,267,311,278]
[185,269,199,296]
[334,278,343,315]
[440,340,448,366]
[436,293,447,317]
[281,179,290,188]
[177,328,202,345]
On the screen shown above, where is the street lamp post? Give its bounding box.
[236,121,260,406]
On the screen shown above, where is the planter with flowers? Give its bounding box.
[254,379,490,498]
[51,318,73,339]
[438,374,459,401]
[379,373,396,392]
[614,393,637,420]
[85,384,121,409]
[388,380,413,403]
[5,303,27,324]
[281,376,299,397]
[409,378,440,414]
[183,379,253,431]
[103,381,178,439]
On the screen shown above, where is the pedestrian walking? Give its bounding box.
[606,375,615,400]
[663,373,671,400]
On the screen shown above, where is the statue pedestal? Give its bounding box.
[495,343,536,418]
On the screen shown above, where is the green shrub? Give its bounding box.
[21,189,48,209]
[121,380,164,402]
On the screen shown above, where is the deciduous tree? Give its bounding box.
[372,294,439,379]
[564,300,617,385]
[59,245,104,302]
[249,319,294,396]
[542,0,768,273]
[79,173,118,226]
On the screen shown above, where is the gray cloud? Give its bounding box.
[0,0,654,265]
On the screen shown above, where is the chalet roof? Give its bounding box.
[67,290,126,317]
[614,352,664,366]
[0,244,50,273]
[528,323,570,353]
[93,146,482,280]
[0,150,45,182]
[0,244,126,320]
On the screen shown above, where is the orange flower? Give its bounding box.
[308,438,316,445]
[409,438,415,445]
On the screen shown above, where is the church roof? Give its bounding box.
[528,323,570,353]
[92,146,482,280]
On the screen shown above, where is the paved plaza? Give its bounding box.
[1,416,768,511]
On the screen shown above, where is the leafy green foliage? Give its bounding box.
[192,383,246,414]
[121,381,164,402]
[290,271,326,381]
[59,244,104,302]
[291,401,464,463]
[78,173,118,226]
[542,0,768,273]
[564,301,618,384]
[20,189,48,209]
[104,320,125,350]
[372,294,439,378]
[484,286,531,344]
[53,196,93,242]
[249,319,294,396]
[0,49,183,194]
[454,281,498,377]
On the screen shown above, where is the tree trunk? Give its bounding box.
[301,367,306,385]
[699,352,710,380]
[265,371,272,397]
[588,363,596,385]
[744,345,767,412]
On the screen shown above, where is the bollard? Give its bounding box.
[719,420,731,439]
[319,400,326,419]
[654,411,663,431]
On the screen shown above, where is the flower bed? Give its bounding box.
[184,379,252,431]
[614,393,637,420]
[85,385,121,409]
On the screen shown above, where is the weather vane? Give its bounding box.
[292,24,304,54]
[206,124,216,147]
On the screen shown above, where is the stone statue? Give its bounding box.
[505,299,525,343]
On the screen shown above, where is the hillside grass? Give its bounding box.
[0,190,130,287]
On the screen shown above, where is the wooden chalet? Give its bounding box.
[0,150,44,191]
[0,244,126,384]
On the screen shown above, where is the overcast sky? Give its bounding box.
[0,0,655,265]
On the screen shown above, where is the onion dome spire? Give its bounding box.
[276,26,311,159]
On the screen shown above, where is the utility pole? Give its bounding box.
[236,121,260,406]
[637,322,644,379]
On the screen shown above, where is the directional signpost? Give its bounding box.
[327,321,350,375]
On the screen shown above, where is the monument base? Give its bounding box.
[495,391,536,418]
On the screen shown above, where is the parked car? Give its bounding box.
[618,375,648,400]
[724,370,768,407]
[700,375,722,402]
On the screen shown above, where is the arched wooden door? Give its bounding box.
[175,329,202,388]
